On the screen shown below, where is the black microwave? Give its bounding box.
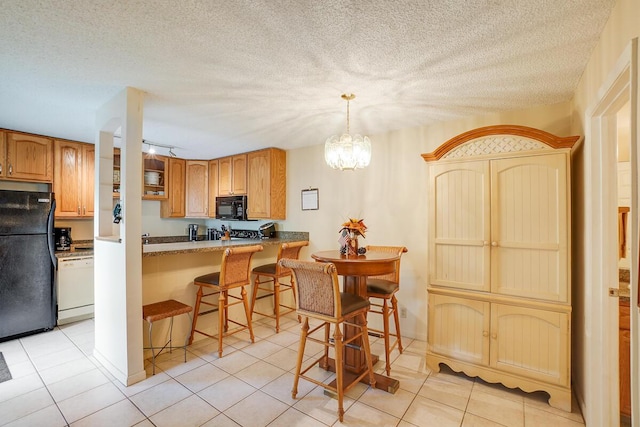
[215,195,248,220]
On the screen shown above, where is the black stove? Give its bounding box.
[229,229,262,239]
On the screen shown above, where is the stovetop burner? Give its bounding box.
[229,229,262,239]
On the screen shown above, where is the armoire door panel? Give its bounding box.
[490,154,568,302]
[430,161,490,291]
[428,294,490,365]
[490,303,569,386]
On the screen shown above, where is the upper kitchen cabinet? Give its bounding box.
[185,160,209,217]
[160,157,186,218]
[218,154,247,195]
[4,132,53,182]
[208,159,218,218]
[247,148,286,219]
[53,140,94,218]
[143,154,168,200]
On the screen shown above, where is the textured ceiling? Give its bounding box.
[0,1,615,159]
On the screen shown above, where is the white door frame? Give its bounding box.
[584,38,638,427]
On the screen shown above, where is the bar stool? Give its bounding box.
[142,299,193,375]
[250,240,309,332]
[189,245,263,358]
[365,245,408,376]
[280,259,375,422]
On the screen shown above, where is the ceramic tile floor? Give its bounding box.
[0,314,585,426]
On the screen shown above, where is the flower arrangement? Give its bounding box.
[339,218,367,256]
[339,218,367,238]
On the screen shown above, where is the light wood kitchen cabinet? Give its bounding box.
[142,154,168,200]
[423,125,579,412]
[4,132,53,182]
[53,140,94,218]
[218,154,247,195]
[208,159,219,218]
[160,157,186,218]
[185,160,209,217]
[620,300,631,417]
[247,148,286,219]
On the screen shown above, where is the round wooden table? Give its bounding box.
[311,250,401,394]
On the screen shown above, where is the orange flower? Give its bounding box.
[339,218,367,238]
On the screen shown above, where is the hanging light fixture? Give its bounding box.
[324,93,371,170]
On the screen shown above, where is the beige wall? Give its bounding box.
[279,101,572,340]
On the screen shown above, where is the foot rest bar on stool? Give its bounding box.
[143,299,193,375]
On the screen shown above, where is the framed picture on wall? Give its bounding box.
[301,188,319,210]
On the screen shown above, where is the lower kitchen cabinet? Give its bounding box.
[619,300,631,417]
[427,291,571,409]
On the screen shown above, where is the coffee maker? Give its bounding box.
[188,224,199,241]
[54,227,73,251]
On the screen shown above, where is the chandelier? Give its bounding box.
[324,94,371,170]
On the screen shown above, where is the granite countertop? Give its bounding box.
[142,232,308,257]
[55,240,95,258]
[54,232,310,258]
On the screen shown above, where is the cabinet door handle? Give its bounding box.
[77,207,81,214]
[491,333,497,339]
[8,164,12,175]
[83,206,86,215]
[491,241,498,247]
[0,162,2,173]
[482,331,489,337]
[483,241,489,246]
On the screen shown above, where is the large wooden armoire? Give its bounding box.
[422,125,580,411]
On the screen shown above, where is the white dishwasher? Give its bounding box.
[56,255,94,325]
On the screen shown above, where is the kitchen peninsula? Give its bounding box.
[141,232,309,348]
[142,231,308,257]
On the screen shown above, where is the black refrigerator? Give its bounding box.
[0,190,57,342]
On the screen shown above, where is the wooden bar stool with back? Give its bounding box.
[280,258,376,422]
[365,245,408,376]
[189,245,263,358]
[250,240,309,332]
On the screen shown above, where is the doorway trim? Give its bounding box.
[584,38,637,426]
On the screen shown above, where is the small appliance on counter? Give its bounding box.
[55,227,73,251]
[225,222,276,240]
[188,224,199,241]
[207,227,222,240]
[258,222,276,239]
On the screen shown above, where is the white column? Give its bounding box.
[92,87,145,385]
